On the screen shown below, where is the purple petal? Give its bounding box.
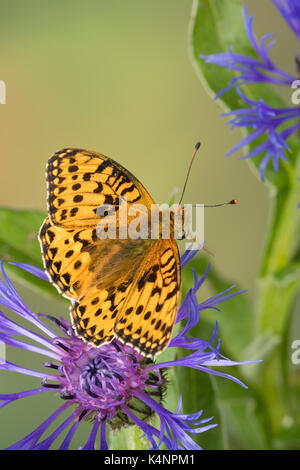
[82,416,100,450]
[100,419,108,450]
[0,387,50,410]
[272,0,300,41]
[134,390,215,450]
[59,420,80,450]
[0,263,57,338]
[225,126,267,157]
[259,153,272,181]
[0,387,48,401]
[123,405,162,450]
[9,262,49,282]
[0,332,60,360]
[180,245,203,269]
[6,402,72,450]
[0,311,63,355]
[33,408,79,450]
[0,360,57,381]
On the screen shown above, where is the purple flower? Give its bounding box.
[0,253,256,450]
[200,4,300,181]
[221,89,300,181]
[201,5,296,97]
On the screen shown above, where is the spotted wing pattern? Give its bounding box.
[40,216,152,346]
[46,147,153,229]
[114,239,181,357]
[40,147,181,357]
[71,281,132,346]
[39,216,97,298]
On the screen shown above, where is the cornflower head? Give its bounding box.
[0,250,256,450]
[200,2,300,181]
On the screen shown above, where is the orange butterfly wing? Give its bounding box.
[114,239,181,357]
[46,147,153,229]
[40,148,181,357]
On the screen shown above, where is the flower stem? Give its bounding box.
[108,424,149,450]
[256,150,300,436]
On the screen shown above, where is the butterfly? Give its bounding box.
[39,148,181,358]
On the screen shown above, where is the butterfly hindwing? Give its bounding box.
[114,239,181,357]
[70,281,133,346]
[39,216,103,298]
[69,239,156,347]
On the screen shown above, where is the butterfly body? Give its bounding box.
[39,148,181,357]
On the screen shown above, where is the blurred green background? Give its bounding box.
[0,0,299,449]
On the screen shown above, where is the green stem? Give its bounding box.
[108,424,150,450]
[258,153,300,334]
[256,154,300,437]
[257,273,300,336]
[262,170,300,276]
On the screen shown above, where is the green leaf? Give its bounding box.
[0,207,62,299]
[211,377,269,449]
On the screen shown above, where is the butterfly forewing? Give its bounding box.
[46,148,154,229]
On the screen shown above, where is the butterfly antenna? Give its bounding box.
[179,142,201,205]
[197,199,239,208]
